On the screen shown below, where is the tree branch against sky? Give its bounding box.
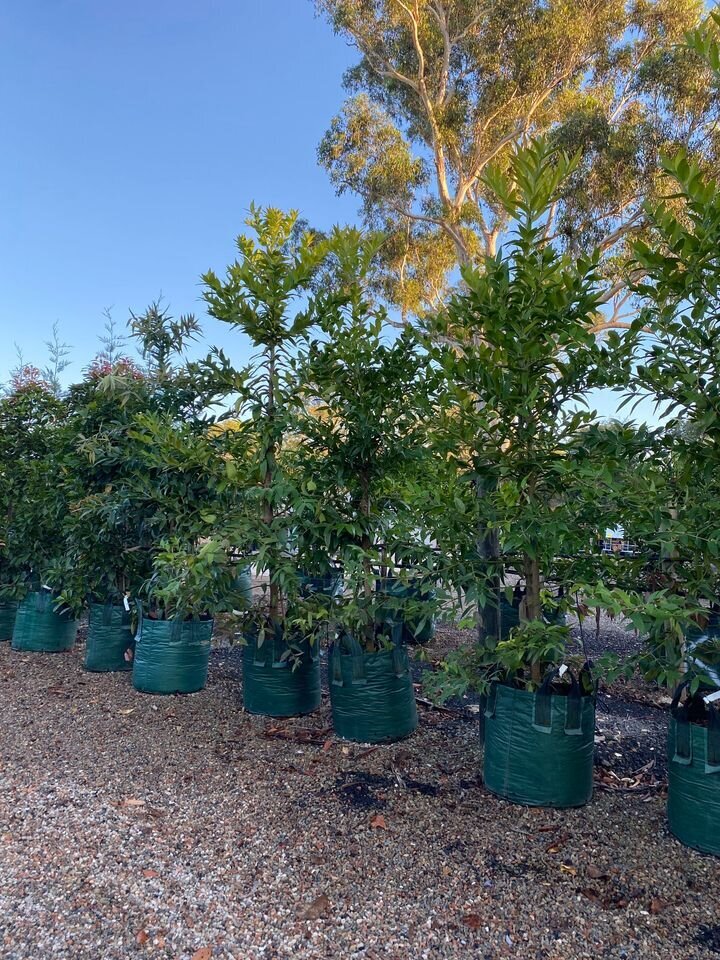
[315,0,719,330]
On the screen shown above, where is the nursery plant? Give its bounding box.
[197,206,328,716]
[293,227,436,742]
[0,370,80,651]
[628,142,720,853]
[425,139,635,806]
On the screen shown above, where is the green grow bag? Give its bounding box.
[483,672,595,808]
[376,576,436,645]
[132,609,213,694]
[329,633,418,743]
[481,595,566,642]
[84,602,134,672]
[667,686,720,856]
[299,568,344,598]
[0,602,18,641]
[242,625,321,717]
[229,566,254,609]
[11,591,78,652]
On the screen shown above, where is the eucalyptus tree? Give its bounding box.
[316,0,717,328]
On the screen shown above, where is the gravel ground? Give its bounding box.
[1,624,720,960]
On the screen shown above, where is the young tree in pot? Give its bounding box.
[628,140,720,853]
[426,140,633,807]
[295,228,434,743]
[133,538,239,695]
[198,207,328,717]
[0,370,80,652]
[57,352,152,671]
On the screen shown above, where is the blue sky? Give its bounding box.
[0,1,655,423]
[0,0,358,381]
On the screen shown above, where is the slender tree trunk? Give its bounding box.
[359,473,374,649]
[476,476,500,646]
[265,345,280,627]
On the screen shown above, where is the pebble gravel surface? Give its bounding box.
[1,627,719,960]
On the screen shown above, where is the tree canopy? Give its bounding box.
[316,0,718,328]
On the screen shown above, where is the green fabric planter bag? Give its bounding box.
[483,671,595,808]
[667,683,720,856]
[84,602,135,672]
[242,625,321,717]
[0,602,18,641]
[298,568,344,598]
[329,633,418,743]
[376,576,436,645]
[11,591,78,652]
[132,607,213,694]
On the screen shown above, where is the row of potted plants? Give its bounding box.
[0,138,718,857]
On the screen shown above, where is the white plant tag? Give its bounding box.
[559,664,569,678]
[704,690,720,705]
[123,595,130,612]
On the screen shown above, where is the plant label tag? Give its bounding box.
[559,664,569,678]
[42,585,51,592]
[123,595,130,612]
[704,690,720,705]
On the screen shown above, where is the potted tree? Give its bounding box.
[426,140,633,806]
[198,206,327,717]
[629,140,720,853]
[295,227,434,742]
[0,369,80,652]
[58,341,152,671]
[133,537,239,694]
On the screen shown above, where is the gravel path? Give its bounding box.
[1,632,719,960]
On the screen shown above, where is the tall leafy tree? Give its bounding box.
[293,227,434,647]
[198,206,327,632]
[427,139,634,678]
[316,0,717,328]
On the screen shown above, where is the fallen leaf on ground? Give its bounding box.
[462,914,482,930]
[559,863,577,876]
[118,708,135,716]
[142,869,159,879]
[302,894,331,920]
[650,897,667,914]
[121,798,145,807]
[192,949,212,960]
[136,930,149,945]
[369,813,387,830]
[587,864,609,880]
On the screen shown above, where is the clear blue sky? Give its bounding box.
[0,0,358,382]
[0,1,655,424]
